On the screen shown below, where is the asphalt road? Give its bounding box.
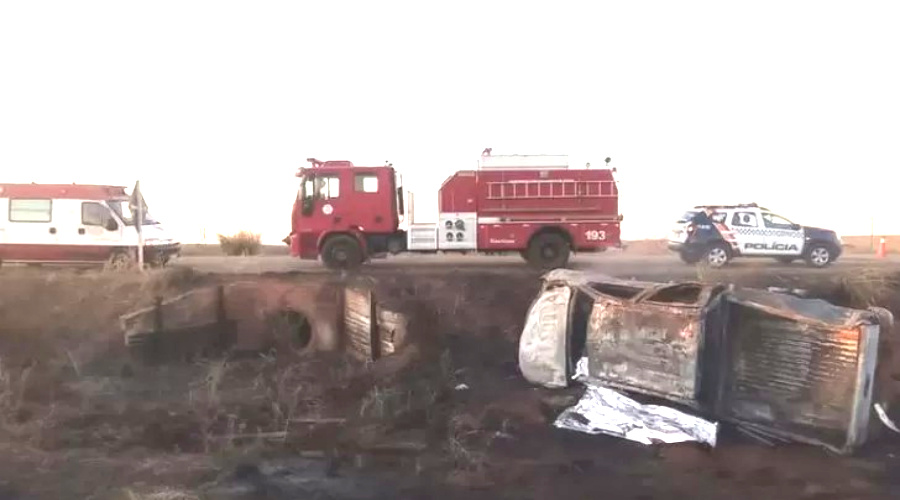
[173,252,900,281]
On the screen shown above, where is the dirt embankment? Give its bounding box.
[0,265,899,499]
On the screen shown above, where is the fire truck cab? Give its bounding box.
[289,151,622,270]
[291,158,407,268]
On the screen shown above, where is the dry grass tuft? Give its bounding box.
[217,231,262,256]
[836,267,899,307]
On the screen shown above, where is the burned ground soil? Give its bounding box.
[0,264,899,499]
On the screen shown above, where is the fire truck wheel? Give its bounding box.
[527,233,571,269]
[321,235,364,270]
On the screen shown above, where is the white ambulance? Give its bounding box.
[0,183,181,268]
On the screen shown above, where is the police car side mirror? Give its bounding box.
[105,219,119,231]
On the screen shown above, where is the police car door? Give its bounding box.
[760,212,804,256]
[729,211,768,255]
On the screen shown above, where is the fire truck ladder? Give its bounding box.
[486,179,616,200]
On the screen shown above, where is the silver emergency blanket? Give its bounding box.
[553,357,719,446]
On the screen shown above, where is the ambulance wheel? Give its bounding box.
[703,243,731,268]
[526,233,570,269]
[105,251,136,271]
[804,243,834,268]
[321,235,364,271]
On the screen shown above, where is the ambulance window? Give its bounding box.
[354,174,379,193]
[315,175,340,200]
[9,199,52,222]
[82,202,112,226]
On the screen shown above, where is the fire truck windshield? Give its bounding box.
[299,176,315,201]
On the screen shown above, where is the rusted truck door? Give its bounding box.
[585,281,724,406]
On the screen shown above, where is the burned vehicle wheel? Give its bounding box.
[805,243,834,268]
[527,233,571,269]
[703,243,731,268]
[321,235,364,271]
[105,251,135,271]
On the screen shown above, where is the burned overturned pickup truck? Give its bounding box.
[519,269,897,454]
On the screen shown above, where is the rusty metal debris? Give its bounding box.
[120,276,408,364]
[520,269,894,454]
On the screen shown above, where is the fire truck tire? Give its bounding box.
[526,233,571,269]
[321,235,364,270]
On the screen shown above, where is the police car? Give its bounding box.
[667,203,843,268]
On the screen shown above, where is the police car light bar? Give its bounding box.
[693,203,770,211]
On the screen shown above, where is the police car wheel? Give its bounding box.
[805,244,833,268]
[704,243,731,268]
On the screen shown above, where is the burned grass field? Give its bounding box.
[0,264,899,499]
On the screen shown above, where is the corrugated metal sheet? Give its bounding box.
[712,289,881,453]
[344,286,378,362]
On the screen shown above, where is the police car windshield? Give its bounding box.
[677,211,698,223]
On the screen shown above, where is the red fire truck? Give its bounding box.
[287,150,622,270]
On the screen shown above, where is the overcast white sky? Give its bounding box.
[2,1,898,243]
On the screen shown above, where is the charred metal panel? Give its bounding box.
[584,282,724,404]
[344,285,378,362]
[121,278,361,363]
[713,288,883,454]
[519,284,574,388]
[122,286,233,362]
[375,306,406,357]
